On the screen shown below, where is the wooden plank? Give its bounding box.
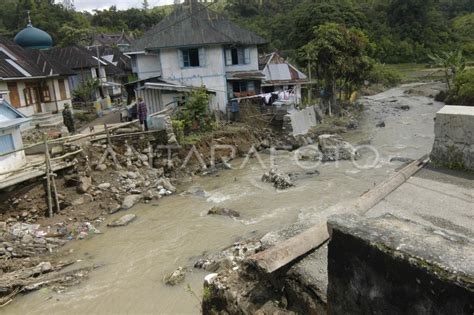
[247,156,429,273]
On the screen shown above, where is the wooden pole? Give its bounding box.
[43,134,53,218]
[247,156,429,273]
[307,51,312,103]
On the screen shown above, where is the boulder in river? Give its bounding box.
[376,121,386,128]
[107,214,137,227]
[163,267,186,285]
[261,168,294,189]
[318,134,359,161]
[121,195,141,210]
[208,207,240,218]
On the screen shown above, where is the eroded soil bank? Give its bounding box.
[3,83,445,314]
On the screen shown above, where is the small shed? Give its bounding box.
[259,52,308,104]
[0,94,31,179]
[135,81,215,114]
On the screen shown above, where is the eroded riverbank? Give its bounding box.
[4,83,445,314]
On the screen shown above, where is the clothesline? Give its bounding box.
[230,88,296,102]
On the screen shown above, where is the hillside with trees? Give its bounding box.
[0,0,472,105]
[1,0,472,64]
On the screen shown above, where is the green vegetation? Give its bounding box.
[0,0,166,47]
[368,63,403,87]
[304,23,373,115]
[175,88,215,133]
[445,70,474,106]
[429,49,466,90]
[0,0,472,64]
[72,78,100,103]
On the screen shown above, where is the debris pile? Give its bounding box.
[318,134,359,161]
[207,207,240,218]
[0,223,67,260]
[194,240,262,272]
[261,168,294,189]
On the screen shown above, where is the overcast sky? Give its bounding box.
[72,0,175,12]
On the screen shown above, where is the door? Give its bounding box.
[7,82,21,108]
[58,79,67,100]
[25,82,42,113]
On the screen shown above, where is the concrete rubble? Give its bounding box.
[261,168,294,189]
[318,134,359,162]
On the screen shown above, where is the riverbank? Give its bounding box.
[1,82,448,313]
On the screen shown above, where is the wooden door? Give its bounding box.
[34,87,42,113]
[58,79,67,100]
[7,82,21,108]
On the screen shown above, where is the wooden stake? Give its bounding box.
[43,134,53,218]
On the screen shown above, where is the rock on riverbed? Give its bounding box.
[262,168,294,189]
[208,207,240,218]
[163,267,186,285]
[318,134,359,161]
[107,214,137,227]
[121,195,142,210]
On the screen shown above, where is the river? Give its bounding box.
[5,83,445,314]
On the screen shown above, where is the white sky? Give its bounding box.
[71,0,175,12]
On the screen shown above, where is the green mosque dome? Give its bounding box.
[14,24,53,50]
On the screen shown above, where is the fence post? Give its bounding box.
[43,133,53,218]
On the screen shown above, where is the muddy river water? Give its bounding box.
[5,84,445,314]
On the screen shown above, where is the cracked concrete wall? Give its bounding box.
[430,105,474,170]
[327,214,474,315]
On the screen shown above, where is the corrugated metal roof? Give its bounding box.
[260,52,308,84]
[0,99,30,129]
[0,37,46,78]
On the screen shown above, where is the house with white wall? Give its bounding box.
[0,94,31,180]
[0,37,74,118]
[128,1,267,113]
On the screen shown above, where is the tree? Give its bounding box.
[304,23,373,115]
[73,78,100,103]
[142,0,149,12]
[428,49,466,91]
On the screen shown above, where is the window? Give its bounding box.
[58,79,67,100]
[23,87,38,105]
[231,81,256,97]
[179,47,206,68]
[0,134,14,154]
[41,85,51,102]
[225,47,250,66]
[181,48,200,67]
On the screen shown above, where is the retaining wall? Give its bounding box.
[430,105,474,170]
[327,214,474,315]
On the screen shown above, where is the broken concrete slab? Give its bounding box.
[430,105,474,171]
[327,214,474,314]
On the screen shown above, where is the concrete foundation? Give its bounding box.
[284,105,320,136]
[430,105,474,170]
[327,214,474,315]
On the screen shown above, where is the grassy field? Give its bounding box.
[387,62,474,83]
